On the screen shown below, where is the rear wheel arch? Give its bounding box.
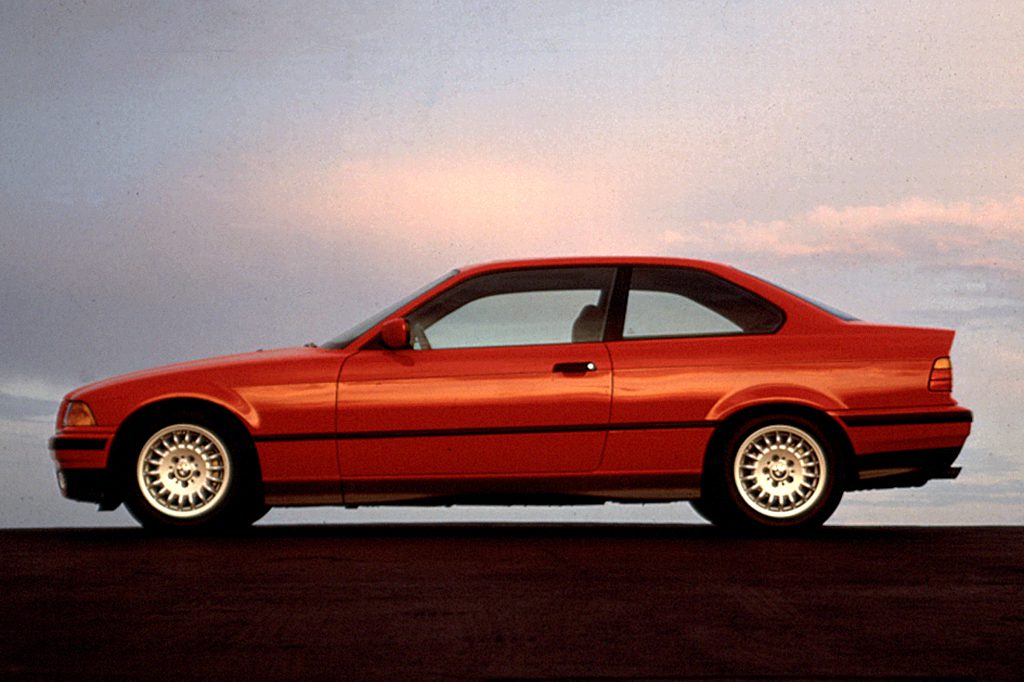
[696,403,853,530]
[703,403,854,486]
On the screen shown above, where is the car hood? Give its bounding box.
[60,345,356,429]
[67,347,336,399]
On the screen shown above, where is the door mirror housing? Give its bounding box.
[380,318,410,350]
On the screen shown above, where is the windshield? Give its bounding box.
[322,269,460,349]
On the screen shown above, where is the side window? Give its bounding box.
[409,267,615,349]
[625,290,741,337]
[623,267,784,339]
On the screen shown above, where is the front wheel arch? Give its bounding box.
[109,399,265,531]
[110,399,261,477]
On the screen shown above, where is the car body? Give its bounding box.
[49,257,972,531]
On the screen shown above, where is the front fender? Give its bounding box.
[130,383,259,430]
[72,374,259,432]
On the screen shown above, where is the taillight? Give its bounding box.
[929,357,953,392]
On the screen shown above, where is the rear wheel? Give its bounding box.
[699,415,843,531]
[120,413,263,532]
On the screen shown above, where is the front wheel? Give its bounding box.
[120,415,262,532]
[700,416,844,531]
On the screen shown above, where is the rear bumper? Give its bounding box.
[833,406,971,491]
[848,446,963,491]
[837,404,971,455]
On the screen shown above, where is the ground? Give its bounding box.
[2,524,1022,680]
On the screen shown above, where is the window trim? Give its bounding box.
[356,263,788,352]
[403,265,619,351]
[606,265,787,342]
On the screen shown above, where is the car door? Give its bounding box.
[336,266,616,479]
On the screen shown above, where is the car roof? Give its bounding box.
[457,256,739,276]
[444,256,854,333]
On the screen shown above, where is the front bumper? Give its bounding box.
[56,468,112,504]
[50,432,119,509]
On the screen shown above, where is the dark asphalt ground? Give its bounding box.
[2,525,1022,681]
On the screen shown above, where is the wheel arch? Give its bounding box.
[106,397,264,505]
[701,402,855,494]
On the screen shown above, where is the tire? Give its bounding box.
[700,415,843,531]
[688,497,728,526]
[120,412,262,532]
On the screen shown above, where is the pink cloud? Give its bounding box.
[257,154,649,262]
[806,197,1024,234]
[662,196,1024,261]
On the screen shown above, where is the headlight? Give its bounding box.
[63,401,97,427]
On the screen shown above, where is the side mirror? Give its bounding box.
[380,318,410,350]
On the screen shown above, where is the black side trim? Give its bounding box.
[613,420,716,431]
[840,410,973,427]
[255,432,343,443]
[254,420,717,444]
[49,436,108,451]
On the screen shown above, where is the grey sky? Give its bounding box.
[2,1,1021,527]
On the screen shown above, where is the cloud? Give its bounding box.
[262,153,648,262]
[0,378,72,403]
[806,197,1024,235]
[959,257,1024,276]
[661,196,1024,262]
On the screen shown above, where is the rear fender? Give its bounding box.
[708,384,846,422]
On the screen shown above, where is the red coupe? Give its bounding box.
[49,257,972,531]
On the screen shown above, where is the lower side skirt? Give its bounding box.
[266,473,702,507]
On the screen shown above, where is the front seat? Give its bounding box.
[572,304,605,343]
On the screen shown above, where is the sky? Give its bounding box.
[1,1,1021,527]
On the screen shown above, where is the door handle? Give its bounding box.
[552,361,597,373]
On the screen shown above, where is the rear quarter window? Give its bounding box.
[624,267,784,339]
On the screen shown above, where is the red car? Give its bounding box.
[49,257,972,531]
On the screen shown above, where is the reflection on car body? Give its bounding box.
[49,257,972,532]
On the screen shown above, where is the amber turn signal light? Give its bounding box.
[63,401,97,427]
[928,357,953,392]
